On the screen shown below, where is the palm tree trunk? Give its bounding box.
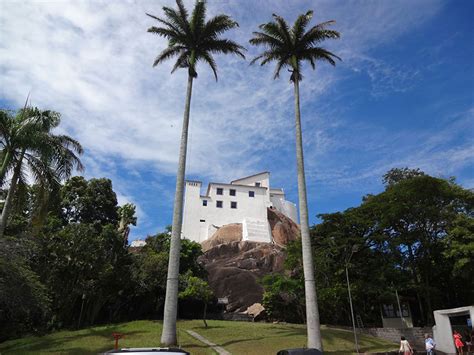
[293,79,323,350]
[0,149,12,187]
[161,74,194,346]
[0,150,25,238]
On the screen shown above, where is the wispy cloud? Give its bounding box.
[2,0,471,237]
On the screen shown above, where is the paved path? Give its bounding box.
[185,329,231,355]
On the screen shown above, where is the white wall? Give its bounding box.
[182,172,299,243]
[270,193,298,223]
[182,181,268,243]
[433,306,474,354]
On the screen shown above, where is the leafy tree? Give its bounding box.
[0,236,50,340]
[444,214,474,276]
[250,10,340,350]
[179,271,213,327]
[36,223,131,327]
[61,176,118,228]
[130,231,206,320]
[382,167,426,187]
[0,106,83,238]
[265,171,473,328]
[146,0,245,345]
[262,273,305,323]
[118,203,137,243]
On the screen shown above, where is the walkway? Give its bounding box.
[185,329,231,355]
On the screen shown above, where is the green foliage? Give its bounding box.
[179,271,213,302]
[382,167,426,187]
[146,0,245,80]
[130,231,207,318]
[0,237,50,341]
[262,273,305,323]
[263,170,473,326]
[36,223,132,327]
[249,11,340,82]
[61,176,119,227]
[444,214,474,276]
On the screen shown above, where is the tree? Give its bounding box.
[0,236,50,341]
[382,167,426,187]
[130,230,206,320]
[118,203,137,243]
[179,271,213,327]
[262,273,305,323]
[249,11,340,350]
[146,0,245,345]
[0,107,83,238]
[61,176,119,227]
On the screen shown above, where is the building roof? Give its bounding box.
[231,171,270,184]
[270,188,284,194]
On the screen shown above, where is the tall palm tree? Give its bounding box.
[0,107,83,238]
[146,0,245,346]
[250,11,340,350]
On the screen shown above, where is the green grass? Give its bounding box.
[0,320,398,354]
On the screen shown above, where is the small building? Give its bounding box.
[130,239,146,248]
[182,172,297,243]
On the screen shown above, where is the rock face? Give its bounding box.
[199,241,286,312]
[267,207,300,246]
[201,223,242,252]
[199,208,300,313]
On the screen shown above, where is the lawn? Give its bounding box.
[0,320,398,354]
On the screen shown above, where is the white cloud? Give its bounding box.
[3,0,470,233]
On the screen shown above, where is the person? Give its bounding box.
[425,333,436,354]
[453,330,464,355]
[400,336,413,355]
[464,331,472,353]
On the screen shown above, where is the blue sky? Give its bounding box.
[1,0,473,240]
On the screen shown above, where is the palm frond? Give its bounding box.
[148,0,244,78]
[203,15,239,38]
[292,10,313,42]
[302,47,341,66]
[153,46,186,67]
[203,39,245,58]
[272,14,293,45]
[162,5,190,35]
[258,22,287,43]
[171,50,190,74]
[146,13,181,34]
[190,0,206,34]
[148,26,181,41]
[249,31,283,48]
[302,21,340,45]
[198,51,218,81]
[250,12,340,81]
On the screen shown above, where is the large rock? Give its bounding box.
[199,208,300,313]
[201,223,242,252]
[199,241,286,312]
[267,207,300,246]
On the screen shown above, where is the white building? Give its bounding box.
[182,172,298,244]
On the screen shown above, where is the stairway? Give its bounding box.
[242,218,272,243]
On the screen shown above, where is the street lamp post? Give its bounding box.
[346,245,359,354]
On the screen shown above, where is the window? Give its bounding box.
[216,188,223,195]
[202,200,208,206]
[200,219,205,222]
[229,189,236,196]
[216,200,223,208]
[231,201,237,209]
[249,191,255,197]
[255,182,261,187]
[382,304,410,318]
